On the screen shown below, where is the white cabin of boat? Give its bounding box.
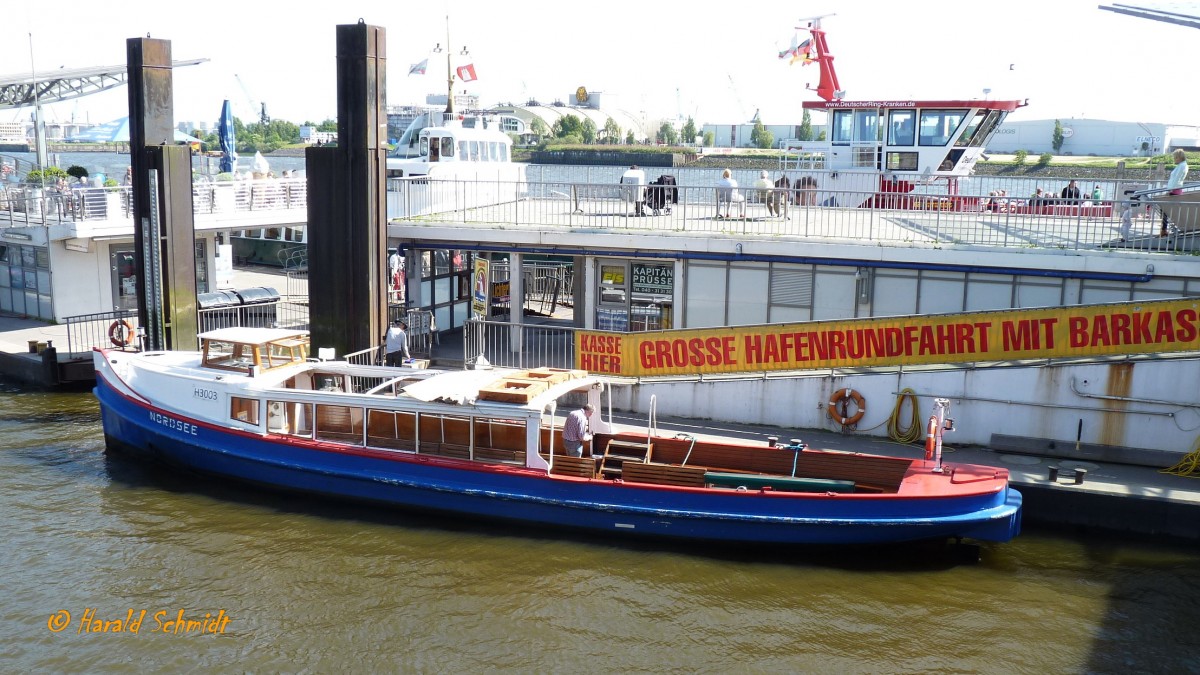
[386,116,514,178]
[797,98,1024,182]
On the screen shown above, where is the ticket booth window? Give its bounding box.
[596,261,628,331]
[630,262,674,331]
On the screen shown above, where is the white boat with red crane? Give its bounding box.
[784,17,1029,212]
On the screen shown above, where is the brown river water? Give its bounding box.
[3,380,1199,673]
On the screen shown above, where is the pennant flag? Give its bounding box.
[778,34,814,65]
[408,59,428,76]
[778,32,800,60]
[793,39,814,65]
[456,63,478,82]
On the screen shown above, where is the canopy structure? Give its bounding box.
[66,117,202,144]
[0,60,207,110]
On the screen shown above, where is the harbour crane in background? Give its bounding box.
[726,73,753,122]
[235,73,270,126]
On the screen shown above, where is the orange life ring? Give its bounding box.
[108,319,135,348]
[827,388,866,426]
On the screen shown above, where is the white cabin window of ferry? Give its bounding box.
[267,400,312,437]
[419,137,429,157]
[499,144,510,162]
[853,110,879,144]
[889,110,916,146]
[285,227,304,243]
[957,110,1005,147]
[265,228,282,240]
[918,110,967,146]
[831,110,854,145]
[247,229,263,239]
[440,137,455,158]
[230,396,260,425]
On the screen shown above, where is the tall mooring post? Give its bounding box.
[126,37,198,351]
[306,21,388,358]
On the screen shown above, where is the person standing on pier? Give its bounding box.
[384,320,411,366]
[1162,149,1189,236]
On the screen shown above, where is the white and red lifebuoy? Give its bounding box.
[108,319,135,348]
[827,388,866,426]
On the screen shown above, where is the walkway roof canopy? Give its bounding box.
[0,59,207,110]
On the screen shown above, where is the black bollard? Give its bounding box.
[1048,465,1059,482]
[1074,468,1087,485]
[40,341,59,386]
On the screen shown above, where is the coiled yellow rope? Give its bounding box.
[887,388,923,445]
[1162,436,1200,478]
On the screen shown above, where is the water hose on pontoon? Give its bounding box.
[1162,436,1200,478]
[887,388,923,445]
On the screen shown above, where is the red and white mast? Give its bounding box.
[799,15,842,102]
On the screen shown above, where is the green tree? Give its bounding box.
[1036,152,1053,167]
[551,114,584,139]
[1013,149,1028,165]
[1052,119,1065,153]
[798,110,813,141]
[602,117,620,144]
[680,117,697,145]
[702,130,715,147]
[529,117,549,140]
[625,130,636,145]
[657,122,678,146]
[581,118,597,144]
[816,130,827,141]
[750,119,774,149]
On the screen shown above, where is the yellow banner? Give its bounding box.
[576,299,1200,377]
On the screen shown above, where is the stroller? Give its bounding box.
[646,174,678,216]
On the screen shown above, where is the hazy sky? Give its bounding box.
[2,1,1197,130]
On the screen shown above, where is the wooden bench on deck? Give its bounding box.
[621,462,707,487]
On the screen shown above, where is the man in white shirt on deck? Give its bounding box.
[384,320,410,366]
[562,404,594,457]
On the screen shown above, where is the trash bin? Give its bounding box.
[236,286,280,328]
[197,290,241,331]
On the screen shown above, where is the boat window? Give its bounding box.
[499,144,509,162]
[831,110,853,145]
[230,396,260,425]
[439,137,454,159]
[886,152,919,171]
[366,409,417,451]
[267,400,313,437]
[954,111,986,147]
[888,110,916,146]
[918,109,967,146]
[958,110,1005,147]
[853,110,879,143]
[458,140,468,159]
[419,137,429,157]
[265,228,282,240]
[315,404,364,445]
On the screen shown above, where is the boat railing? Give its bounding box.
[463,318,578,371]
